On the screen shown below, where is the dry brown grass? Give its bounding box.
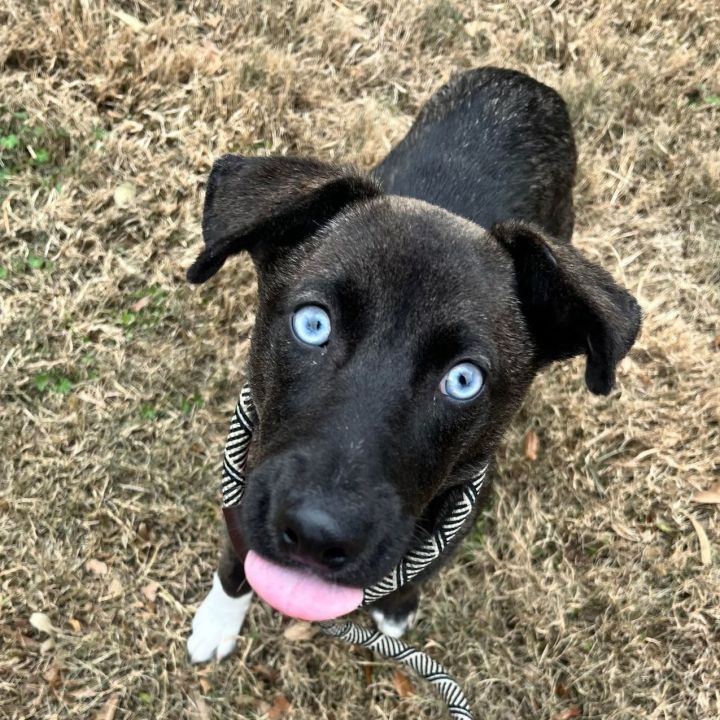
[1,1,719,718]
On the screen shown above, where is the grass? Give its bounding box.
[0,107,70,198]
[1,1,718,719]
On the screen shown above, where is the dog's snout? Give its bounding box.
[243,447,414,586]
[278,502,363,572]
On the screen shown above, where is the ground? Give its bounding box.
[1,1,719,719]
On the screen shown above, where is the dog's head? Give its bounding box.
[189,156,640,591]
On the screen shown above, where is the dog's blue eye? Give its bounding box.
[291,305,331,346]
[441,362,484,401]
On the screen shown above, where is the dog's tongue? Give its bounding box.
[244,550,363,621]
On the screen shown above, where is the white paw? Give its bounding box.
[370,608,416,639]
[187,572,253,664]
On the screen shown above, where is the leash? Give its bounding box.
[221,384,487,719]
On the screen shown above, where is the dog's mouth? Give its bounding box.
[244,550,363,621]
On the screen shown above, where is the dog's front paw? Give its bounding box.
[187,572,253,663]
[370,607,416,639]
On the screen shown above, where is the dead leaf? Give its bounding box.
[43,663,62,689]
[130,296,151,313]
[108,576,123,597]
[554,706,582,720]
[362,664,373,686]
[68,617,82,632]
[190,692,211,720]
[94,694,119,720]
[252,664,279,684]
[464,20,482,37]
[201,43,223,74]
[392,669,415,698]
[16,632,37,650]
[283,621,316,641]
[30,612,55,635]
[142,581,159,603]
[689,515,712,566]
[267,694,291,720]
[691,483,720,504]
[85,558,109,576]
[113,182,136,208]
[108,9,145,32]
[524,430,540,461]
[70,688,97,700]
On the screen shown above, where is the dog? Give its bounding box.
[185,67,641,663]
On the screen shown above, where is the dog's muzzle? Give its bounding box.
[218,383,488,720]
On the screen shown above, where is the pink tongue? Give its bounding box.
[244,550,363,621]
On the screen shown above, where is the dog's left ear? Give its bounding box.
[187,155,380,283]
[492,221,641,395]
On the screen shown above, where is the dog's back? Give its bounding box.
[373,67,576,242]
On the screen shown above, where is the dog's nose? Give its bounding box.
[278,503,361,571]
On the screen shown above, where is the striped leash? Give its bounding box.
[221,384,487,720]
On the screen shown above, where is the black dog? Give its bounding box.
[186,67,640,661]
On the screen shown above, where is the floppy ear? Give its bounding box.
[187,155,380,283]
[492,221,641,395]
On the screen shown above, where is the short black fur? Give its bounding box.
[187,67,641,617]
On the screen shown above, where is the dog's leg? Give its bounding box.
[187,537,253,663]
[369,583,419,639]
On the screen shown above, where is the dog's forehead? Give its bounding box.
[309,196,516,307]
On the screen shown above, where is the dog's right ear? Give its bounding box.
[187,155,380,283]
[492,221,641,395]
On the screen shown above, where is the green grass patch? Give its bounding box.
[137,392,203,421]
[687,90,720,108]
[27,254,46,270]
[27,256,44,270]
[137,393,205,421]
[0,134,19,150]
[8,254,56,274]
[180,393,204,414]
[0,106,72,197]
[118,310,137,327]
[115,286,170,332]
[140,404,159,420]
[32,147,50,165]
[33,372,74,395]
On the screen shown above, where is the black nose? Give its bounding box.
[278,503,363,572]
